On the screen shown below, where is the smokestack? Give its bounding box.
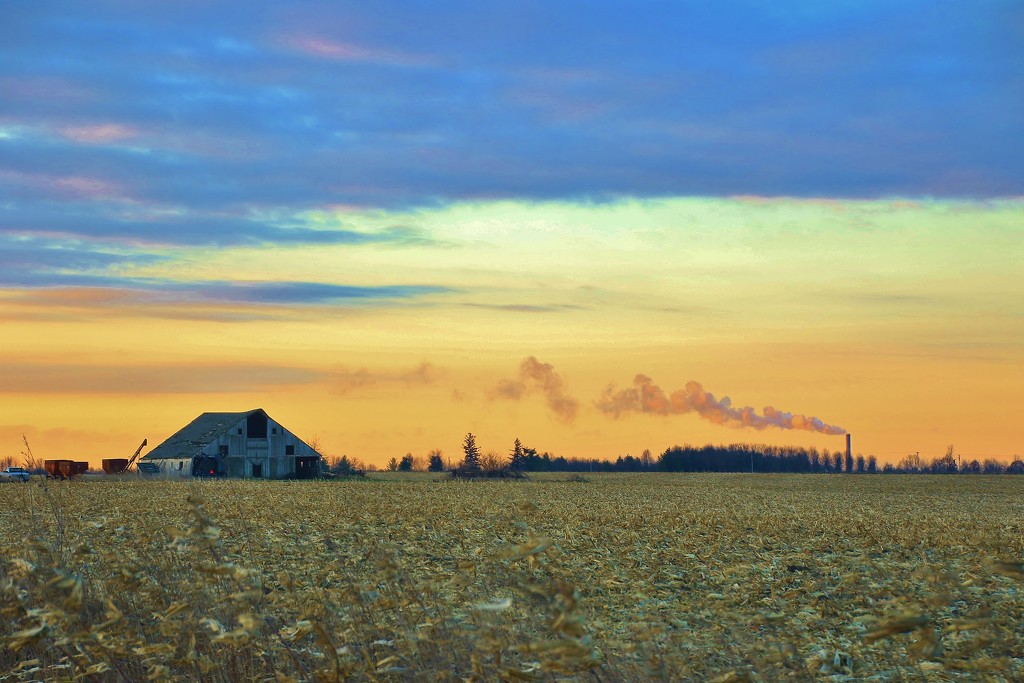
[846,433,852,463]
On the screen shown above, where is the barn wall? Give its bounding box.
[156,458,192,478]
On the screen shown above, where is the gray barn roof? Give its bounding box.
[142,409,265,460]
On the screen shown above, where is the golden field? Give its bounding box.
[1,473,1022,682]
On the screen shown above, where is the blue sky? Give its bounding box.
[3,1,1020,297]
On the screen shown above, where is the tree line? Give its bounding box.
[327,437,1023,476]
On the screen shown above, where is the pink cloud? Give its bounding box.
[59,123,137,144]
[53,175,126,200]
[280,34,435,67]
[0,169,128,201]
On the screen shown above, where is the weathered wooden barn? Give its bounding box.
[138,408,322,479]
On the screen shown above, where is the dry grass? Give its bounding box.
[1,474,1022,681]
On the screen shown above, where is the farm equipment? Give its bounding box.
[101,439,147,474]
[44,460,89,479]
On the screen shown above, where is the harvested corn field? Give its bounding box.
[1,474,1022,681]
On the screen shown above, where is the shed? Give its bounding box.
[138,408,322,479]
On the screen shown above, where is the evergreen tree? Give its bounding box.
[509,438,525,470]
[399,453,414,471]
[427,449,445,472]
[462,433,481,472]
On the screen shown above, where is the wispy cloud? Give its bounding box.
[0,362,323,394]
[1,277,449,306]
[279,34,435,68]
[461,303,584,313]
[329,362,440,395]
[58,123,138,144]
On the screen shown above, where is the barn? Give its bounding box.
[138,408,322,479]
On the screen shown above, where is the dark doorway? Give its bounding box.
[247,411,268,438]
[294,456,319,479]
[193,457,220,477]
[252,462,263,478]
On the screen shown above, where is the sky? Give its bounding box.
[1,1,1022,467]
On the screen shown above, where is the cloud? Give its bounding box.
[1,0,1019,246]
[492,356,578,423]
[0,362,324,394]
[2,277,448,305]
[58,123,137,144]
[0,193,439,247]
[329,362,441,395]
[461,303,584,313]
[278,34,435,68]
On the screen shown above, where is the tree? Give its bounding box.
[386,457,399,472]
[855,455,866,473]
[808,448,821,472]
[427,449,445,472]
[867,455,878,473]
[306,434,325,457]
[640,449,654,471]
[982,458,1005,474]
[936,444,958,474]
[398,453,414,471]
[481,450,504,472]
[461,433,481,472]
[330,455,354,475]
[509,438,525,470]
[898,452,923,473]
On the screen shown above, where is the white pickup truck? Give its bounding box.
[0,466,31,482]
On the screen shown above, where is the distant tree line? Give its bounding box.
[330,436,1023,477]
[482,439,1023,475]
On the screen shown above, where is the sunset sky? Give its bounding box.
[2,1,1022,467]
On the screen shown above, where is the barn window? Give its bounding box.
[219,445,229,456]
[285,445,295,456]
[237,428,243,435]
[272,427,277,434]
[247,411,268,438]
[178,462,183,470]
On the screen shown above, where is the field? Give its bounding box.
[1,474,1022,681]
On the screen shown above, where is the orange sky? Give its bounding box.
[2,198,1021,468]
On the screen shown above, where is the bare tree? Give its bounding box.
[640,448,654,470]
[480,450,504,472]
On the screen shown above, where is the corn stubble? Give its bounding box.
[1,474,1022,681]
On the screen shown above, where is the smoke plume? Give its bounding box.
[596,374,845,435]
[493,356,579,423]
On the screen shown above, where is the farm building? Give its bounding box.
[138,408,322,479]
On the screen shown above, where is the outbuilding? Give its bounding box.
[138,408,322,479]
